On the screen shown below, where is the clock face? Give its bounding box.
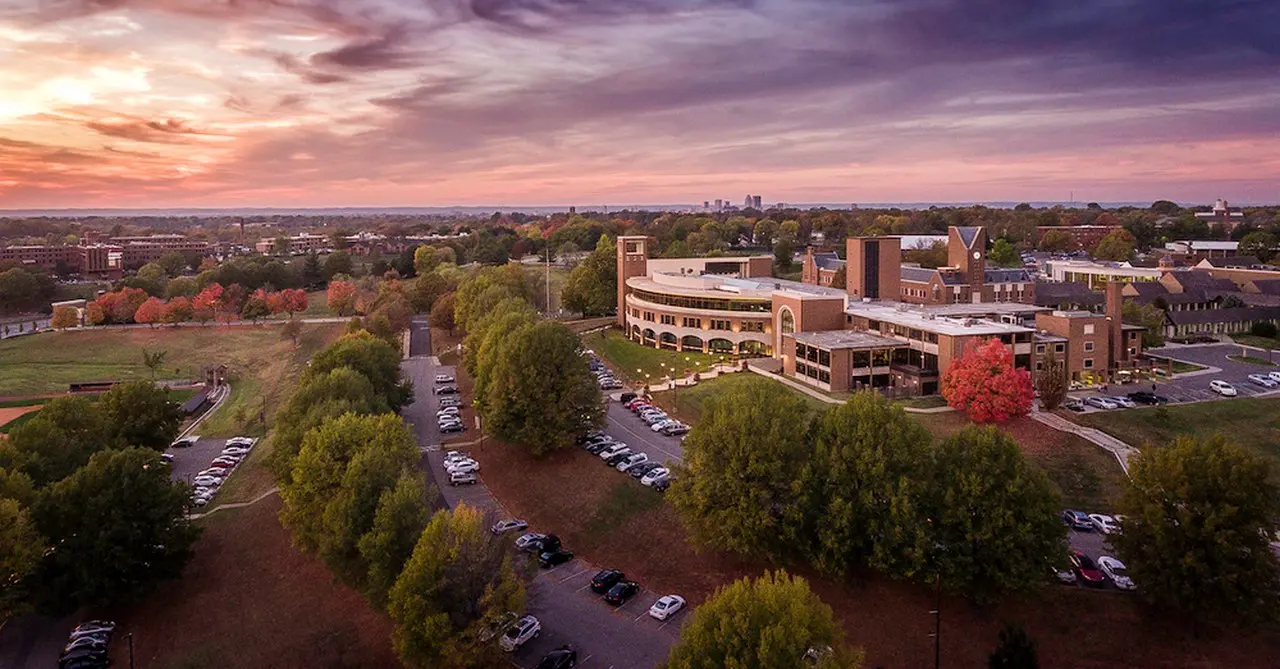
[973,251,981,260]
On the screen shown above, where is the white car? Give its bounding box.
[193,476,222,487]
[1089,513,1120,535]
[192,496,209,507]
[434,374,455,383]
[443,451,469,464]
[1247,373,1278,388]
[226,437,256,447]
[196,468,227,479]
[446,459,479,474]
[1209,380,1237,396]
[1098,555,1136,591]
[499,615,540,651]
[616,452,649,472]
[599,443,631,460]
[171,436,199,448]
[437,407,461,417]
[449,471,478,486]
[648,594,685,620]
[641,467,670,486]
[651,419,678,433]
[514,533,546,552]
[1269,370,1280,383]
[491,519,529,535]
[221,447,251,456]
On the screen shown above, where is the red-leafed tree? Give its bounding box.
[220,283,247,321]
[280,288,308,316]
[164,296,193,324]
[327,280,357,316]
[192,283,223,324]
[98,287,147,324]
[133,296,165,327]
[940,338,1034,423]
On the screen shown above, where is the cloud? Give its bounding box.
[84,116,222,143]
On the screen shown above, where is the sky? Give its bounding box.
[1,0,1278,209]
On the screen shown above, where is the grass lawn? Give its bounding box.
[1074,397,1280,470]
[1232,334,1280,350]
[896,395,949,409]
[1170,360,1207,374]
[650,371,835,423]
[522,264,572,313]
[1227,354,1277,367]
[583,328,723,384]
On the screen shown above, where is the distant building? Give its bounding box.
[1195,198,1246,232]
[743,194,754,209]
[1164,240,1238,261]
[752,195,762,210]
[1036,225,1122,250]
[1043,259,1163,288]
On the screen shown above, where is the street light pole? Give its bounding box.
[127,632,135,669]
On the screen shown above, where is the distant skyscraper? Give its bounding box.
[703,201,710,210]
[752,195,762,209]
[743,194,753,209]
[714,199,723,211]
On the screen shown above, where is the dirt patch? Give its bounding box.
[0,404,42,429]
[107,496,399,669]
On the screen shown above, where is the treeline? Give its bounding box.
[0,382,199,617]
[268,329,526,668]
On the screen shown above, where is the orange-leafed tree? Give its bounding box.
[327,280,358,316]
[220,283,247,321]
[280,288,308,316]
[164,296,193,324]
[192,283,223,324]
[85,301,106,326]
[133,297,166,327]
[113,288,149,324]
[51,305,80,329]
[940,338,1034,423]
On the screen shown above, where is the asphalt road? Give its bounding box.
[1070,344,1279,411]
[603,399,685,465]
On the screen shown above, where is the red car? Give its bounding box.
[1069,551,1105,587]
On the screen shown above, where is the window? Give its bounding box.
[1035,344,1045,354]
[1054,343,1065,353]
[779,307,796,335]
[795,342,805,357]
[682,317,702,329]
[1035,361,1043,371]
[1083,358,1094,369]
[1083,324,1095,335]
[795,361,807,376]
[818,350,831,367]
[741,321,765,332]
[1084,341,1094,352]
[661,314,676,326]
[711,319,731,331]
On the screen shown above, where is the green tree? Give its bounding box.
[1121,299,1165,348]
[307,331,413,411]
[1112,436,1280,622]
[800,393,934,579]
[0,467,36,506]
[323,250,354,280]
[664,570,861,669]
[31,448,199,611]
[753,218,779,245]
[1036,348,1067,410]
[410,271,451,313]
[1238,231,1278,263]
[301,252,324,288]
[988,623,1039,669]
[1092,229,1137,261]
[388,504,526,669]
[481,321,603,456]
[669,377,811,557]
[7,397,107,486]
[452,266,533,334]
[413,245,438,275]
[925,426,1066,601]
[988,239,1021,267]
[141,347,168,380]
[463,298,538,388]
[97,381,184,451]
[358,473,432,607]
[1037,229,1075,253]
[0,498,46,618]
[561,235,618,317]
[266,367,391,482]
[163,276,198,299]
[773,237,796,272]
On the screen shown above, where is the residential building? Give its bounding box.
[1164,240,1238,261]
[1034,283,1143,384]
[855,227,1035,305]
[800,248,844,287]
[255,233,329,255]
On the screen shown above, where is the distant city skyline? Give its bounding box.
[1,0,1277,208]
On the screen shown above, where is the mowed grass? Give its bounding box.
[1074,397,1280,471]
[583,328,723,384]
[1232,334,1280,350]
[651,371,834,423]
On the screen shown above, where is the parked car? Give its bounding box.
[192,476,222,488]
[1061,509,1093,531]
[1269,370,1280,383]
[221,446,250,456]
[72,621,117,638]
[62,637,107,654]
[491,519,529,535]
[434,374,455,383]
[1052,564,1078,585]
[536,534,562,553]
[605,451,635,467]
[1209,379,1238,396]
[226,437,256,447]
[446,459,480,474]
[1126,391,1168,405]
[437,407,461,417]
[604,580,640,605]
[590,569,626,593]
[598,443,631,460]
[207,460,236,469]
[58,649,107,668]
[449,471,478,486]
[662,423,690,436]
[652,478,671,493]
[197,468,227,479]
[171,436,199,448]
[1069,551,1105,586]
[585,440,614,455]
[499,615,540,652]
[435,385,459,395]
[536,646,578,669]
[600,379,622,390]
[191,496,209,507]
[629,462,663,480]
[1108,396,1137,409]
[641,467,670,486]
[515,532,547,552]
[1089,513,1120,535]
[160,453,174,465]
[478,611,520,643]
[648,594,685,620]
[1098,555,1136,591]
[1062,398,1086,412]
[616,452,649,472]
[443,450,467,462]
[619,392,637,403]
[1084,396,1118,410]
[1247,373,1278,388]
[538,548,574,568]
[440,422,466,434]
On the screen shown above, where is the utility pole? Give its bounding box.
[545,244,552,315]
[127,632,135,669]
[930,574,941,669]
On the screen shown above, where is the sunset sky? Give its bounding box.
[1,0,1278,208]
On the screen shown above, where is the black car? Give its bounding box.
[652,478,670,493]
[434,386,458,395]
[604,452,633,467]
[537,534,561,553]
[629,462,662,480]
[585,441,613,455]
[537,645,579,669]
[1127,391,1169,405]
[1062,509,1093,531]
[59,648,108,667]
[440,423,465,434]
[603,580,640,605]
[619,392,637,404]
[539,548,574,568]
[590,569,625,593]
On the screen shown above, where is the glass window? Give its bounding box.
[795,342,805,357]
[1084,358,1094,369]
[780,307,795,335]
[1054,343,1065,353]
[1084,324,1095,335]
[1084,341,1094,352]
[1035,344,1045,354]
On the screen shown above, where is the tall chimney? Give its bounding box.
[1106,281,1125,369]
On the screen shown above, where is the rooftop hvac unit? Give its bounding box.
[923,313,936,320]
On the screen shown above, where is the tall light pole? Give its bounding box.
[545,244,552,315]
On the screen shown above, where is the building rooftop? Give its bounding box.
[846,301,1034,336]
[791,330,903,350]
[627,272,846,301]
[1034,281,1103,307]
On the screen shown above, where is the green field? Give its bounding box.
[650,371,835,423]
[583,328,723,384]
[1227,354,1276,367]
[1074,397,1280,471]
[1232,334,1280,351]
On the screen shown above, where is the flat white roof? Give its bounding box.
[846,301,1034,336]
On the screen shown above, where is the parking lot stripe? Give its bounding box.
[633,610,650,622]
[555,567,591,584]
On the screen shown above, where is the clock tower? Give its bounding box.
[947,226,987,302]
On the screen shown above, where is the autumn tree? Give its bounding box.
[429,292,456,335]
[1239,230,1278,263]
[50,305,79,330]
[279,287,308,316]
[670,377,812,557]
[84,301,106,326]
[412,245,438,275]
[280,318,303,347]
[240,293,270,322]
[0,498,46,618]
[829,264,846,289]
[192,283,223,324]
[163,296,193,324]
[664,571,861,669]
[328,280,358,316]
[133,296,165,327]
[388,504,526,669]
[560,234,617,317]
[1036,348,1067,410]
[1112,436,1280,622]
[941,338,1034,423]
[1037,229,1076,253]
[1092,228,1137,261]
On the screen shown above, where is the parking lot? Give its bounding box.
[167,437,234,486]
[603,397,685,465]
[1069,343,1279,411]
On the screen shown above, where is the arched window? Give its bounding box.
[779,307,796,335]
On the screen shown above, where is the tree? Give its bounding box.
[50,305,78,330]
[559,234,617,317]
[31,448,200,611]
[988,623,1039,669]
[164,276,198,299]
[467,300,539,405]
[358,473,432,606]
[989,239,1021,267]
[1150,200,1180,215]
[1121,300,1166,349]
[481,321,603,456]
[0,267,42,315]
[941,339,1034,422]
[1092,229,1137,261]
[367,292,415,342]
[773,237,795,272]
[388,504,526,669]
[7,397,105,486]
[430,292,456,335]
[904,240,949,268]
[323,250,354,280]
[1036,348,1067,410]
[132,296,165,327]
[829,264,846,289]
[1238,231,1278,263]
[753,218,779,245]
[410,271,450,313]
[192,283,223,324]
[84,301,105,326]
[307,331,413,411]
[220,283,247,320]
[413,245,438,275]
[327,280,358,316]
[158,251,188,276]
[925,427,1066,600]
[800,392,934,579]
[669,377,811,557]
[1251,321,1278,339]
[141,348,168,380]
[266,367,391,482]
[278,288,308,316]
[281,318,303,347]
[163,296,193,324]
[97,381,184,451]
[1112,436,1280,622]
[1037,229,1076,253]
[240,293,270,322]
[664,570,860,669]
[0,498,47,618]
